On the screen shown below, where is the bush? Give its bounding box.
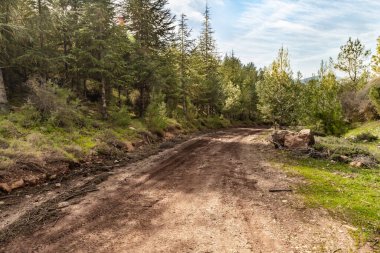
[0,120,22,138]
[111,108,131,128]
[369,78,380,116]
[201,116,231,129]
[314,136,373,160]
[145,94,168,136]
[353,132,378,143]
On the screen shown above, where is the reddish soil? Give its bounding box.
[0,128,367,252]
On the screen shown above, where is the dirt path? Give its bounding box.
[1,128,361,252]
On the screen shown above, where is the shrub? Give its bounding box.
[17,102,42,128]
[145,94,168,136]
[369,78,380,116]
[353,132,378,143]
[25,132,51,147]
[0,120,22,138]
[111,108,131,128]
[314,136,374,160]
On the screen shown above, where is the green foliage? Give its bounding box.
[221,54,259,120]
[257,47,299,126]
[110,108,131,128]
[200,116,231,129]
[316,136,372,158]
[334,37,371,84]
[372,37,380,74]
[369,78,380,115]
[0,119,22,138]
[145,93,169,135]
[346,121,380,138]
[300,62,346,135]
[352,132,378,143]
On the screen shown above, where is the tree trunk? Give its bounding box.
[117,85,122,108]
[63,31,69,81]
[83,79,87,98]
[139,85,145,118]
[101,77,108,120]
[0,68,8,112]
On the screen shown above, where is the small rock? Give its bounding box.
[0,183,11,193]
[57,202,70,208]
[282,200,288,203]
[124,141,135,152]
[114,160,119,163]
[49,174,57,180]
[10,179,24,191]
[0,201,5,205]
[350,161,363,168]
[55,183,61,187]
[343,224,358,231]
[24,175,39,185]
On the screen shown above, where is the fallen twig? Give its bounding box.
[64,188,99,201]
[269,189,293,193]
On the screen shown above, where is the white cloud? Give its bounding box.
[168,0,224,22]
[219,0,380,76]
[167,0,380,76]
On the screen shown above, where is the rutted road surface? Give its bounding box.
[2,129,359,252]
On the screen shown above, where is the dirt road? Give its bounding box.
[1,128,360,252]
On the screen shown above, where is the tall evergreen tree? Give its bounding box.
[124,0,175,117]
[177,14,194,116]
[74,0,116,119]
[257,47,299,126]
[195,3,223,116]
[0,0,27,110]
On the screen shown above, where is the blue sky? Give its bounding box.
[168,0,380,77]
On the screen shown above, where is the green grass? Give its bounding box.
[346,121,380,138]
[343,121,380,161]
[283,157,380,244]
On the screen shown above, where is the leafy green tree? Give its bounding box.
[257,47,299,126]
[221,53,259,120]
[335,37,371,84]
[372,36,380,74]
[301,61,345,135]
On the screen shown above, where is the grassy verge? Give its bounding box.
[344,121,380,161]
[282,156,380,246]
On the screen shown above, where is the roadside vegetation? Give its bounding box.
[283,156,379,246]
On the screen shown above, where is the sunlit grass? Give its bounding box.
[283,157,380,243]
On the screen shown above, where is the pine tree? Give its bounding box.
[74,0,117,119]
[124,0,175,117]
[257,47,299,126]
[177,14,194,116]
[0,0,25,111]
[195,3,223,116]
